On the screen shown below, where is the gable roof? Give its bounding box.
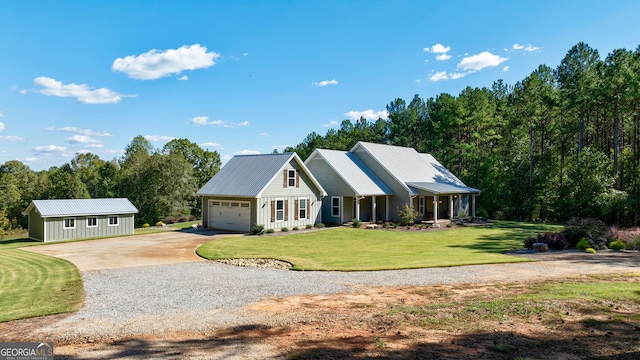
[196,152,326,198]
[349,142,480,195]
[305,149,392,196]
[24,198,138,218]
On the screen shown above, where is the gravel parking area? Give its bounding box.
[31,250,639,345]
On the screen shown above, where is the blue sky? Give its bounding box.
[1,1,639,171]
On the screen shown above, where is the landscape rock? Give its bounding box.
[533,242,549,252]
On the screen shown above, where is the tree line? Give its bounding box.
[0,136,220,231]
[284,42,640,227]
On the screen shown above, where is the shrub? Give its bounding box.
[305,224,313,229]
[315,223,325,228]
[627,236,640,250]
[446,223,454,228]
[585,247,597,254]
[142,223,150,228]
[250,224,265,235]
[165,217,177,224]
[493,210,504,220]
[189,215,197,221]
[610,226,640,249]
[352,219,362,228]
[398,203,417,226]
[609,239,626,251]
[265,228,275,234]
[292,226,299,231]
[178,216,189,223]
[476,207,489,219]
[562,217,611,250]
[575,238,591,251]
[155,221,165,227]
[523,232,568,250]
[281,227,289,232]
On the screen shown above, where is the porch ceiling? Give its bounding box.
[407,182,481,195]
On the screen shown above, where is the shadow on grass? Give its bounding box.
[55,321,640,360]
[448,222,563,254]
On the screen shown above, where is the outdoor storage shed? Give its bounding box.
[23,198,139,242]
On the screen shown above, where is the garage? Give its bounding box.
[209,200,251,232]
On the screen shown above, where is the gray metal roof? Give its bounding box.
[27,198,138,218]
[196,153,326,197]
[407,182,481,195]
[306,149,392,196]
[350,142,478,195]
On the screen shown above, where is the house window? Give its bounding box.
[63,218,75,229]
[418,197,425,215]
[108,216,119,226]
[276,199,284,221]
[288,170,296,187]
[87,217,98,228]
[298,198,307,219]
[331,196,340,217]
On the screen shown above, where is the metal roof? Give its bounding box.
[306,149,392,196]
[350,142,478,195]
[196,153,326,197]
[407,182,481,195]
[26,198,138,218]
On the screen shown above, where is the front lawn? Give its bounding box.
[197,221,561,271]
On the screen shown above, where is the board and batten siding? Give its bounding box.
[27,208,45,241]
[305,158,354,196]
[44,214,135,242]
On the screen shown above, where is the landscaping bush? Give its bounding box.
[315,223,325,228]
[155,221,165,227]
[281,227,289,232]
[142,223,150,228]
[562,217,611,250]
[178,216,189,223]
[265,228,275,234]
[250,224,265,235]
[609,239,626,251]
[523,232,568,250]
[398,203,417,226]
[585,247,597,254]
[292,226,299,231]
[610,226,640,249]
[575,238,591,251]
[628,236,640,250]
[305,224,313,229]
[352,219,362,228]
[189,215,197,221]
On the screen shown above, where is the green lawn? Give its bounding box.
[197,221,562,271]
[0,239,84,322]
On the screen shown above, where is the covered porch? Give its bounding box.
[407,182,481,225]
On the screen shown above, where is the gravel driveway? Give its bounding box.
[34,250,639,344]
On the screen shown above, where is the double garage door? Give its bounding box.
[209,200,251,232]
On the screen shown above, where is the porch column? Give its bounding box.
[355,196,361,221]
[472,194,476,218]
[449,195,454,220]
[385,195,390,221]
[372,196,377,223]
[433,195,438,224]
[458,195,462,216]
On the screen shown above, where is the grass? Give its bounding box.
[197,221,561,271]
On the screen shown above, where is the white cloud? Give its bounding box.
[259,133,270,137]
[429,71,448,82]
[242,52,249,56]
[65,135,103,144]
[0,135,24,141]
[111,44,220,80]
[414,79,421,83]
[19,89,27,95]
[0,112,4,118]
[190,116,249,128]
[34,77,134,104]
[178,75,189,81]
[200,142,223,149]
[83,143,104,149]
[344,109,389,121]
[513,43,542,52]
[272,144,290,150]
[424,44,451,53]
[449,72,466,79]
[34,145,67,154]
[322,120,339,127]
[45,126,113,137]
[312,79,339,87]
[235,149,260,155]
[456,52,508,72]
[144,135,175,142]
[25,157,38,162]
[436,53,452,61]
[234,121,250,127]
[503,66,510,72]
[0,121,4,131]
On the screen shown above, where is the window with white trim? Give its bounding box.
[298,198,307,219]
[331,196,340,217]
[276,199,285,221]
[287,169,296,187]
[108,216,119,226]
[87,217,98,228]
[63,218,75,229]
[418,197,425,215]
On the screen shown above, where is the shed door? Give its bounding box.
[209,200,251,232]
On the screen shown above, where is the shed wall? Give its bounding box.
[44,214,135,242]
